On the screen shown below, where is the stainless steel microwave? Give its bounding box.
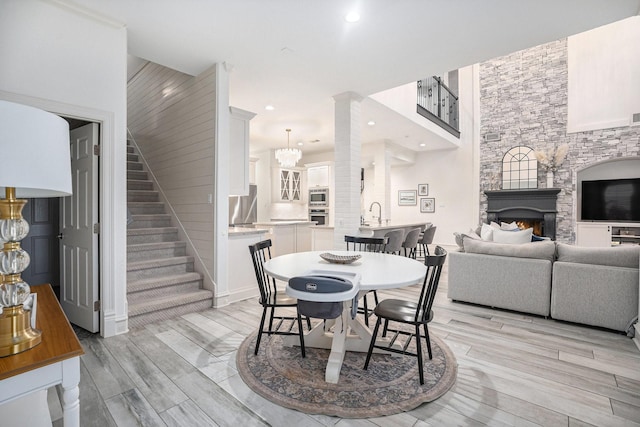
[308,187,329,207]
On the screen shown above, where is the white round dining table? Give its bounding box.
[263,250,427,291]
[263,250,427,383]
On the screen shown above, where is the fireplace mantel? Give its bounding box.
[485,188,561,239]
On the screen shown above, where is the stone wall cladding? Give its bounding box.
[479,38,640,243]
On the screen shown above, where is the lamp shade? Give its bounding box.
[0,100,72,198]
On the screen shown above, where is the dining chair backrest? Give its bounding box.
[383,229,404,254]
[402,228,422,250]
[344,235,387,253]
[416,246,447,323]
[419,226,437,245]
[248,239,276,305]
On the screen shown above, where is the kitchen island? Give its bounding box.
[252,221,315,257]
[309,221,431,251]
[358,221,431,238]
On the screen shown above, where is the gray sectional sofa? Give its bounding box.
[448,238,640,334]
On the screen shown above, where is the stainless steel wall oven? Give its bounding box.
[309,208,329,226]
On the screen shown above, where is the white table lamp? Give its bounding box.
[0,100,72,357]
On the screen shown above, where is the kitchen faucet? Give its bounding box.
[369,202,382,225]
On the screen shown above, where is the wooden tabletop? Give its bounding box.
[0,284,84,380]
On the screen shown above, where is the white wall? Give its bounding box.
[363,65,481,246]
[0,1,128,336]
[370,82,461,148]
[567,16,640,132]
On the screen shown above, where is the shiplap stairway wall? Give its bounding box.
[126,142,213,328]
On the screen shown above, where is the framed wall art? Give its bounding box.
[398,190,417,206]
[418,184,429,196]
[420,198,435,213]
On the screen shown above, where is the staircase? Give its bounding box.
[126,142,213,328]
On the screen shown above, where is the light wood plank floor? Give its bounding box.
[50,249,640,426]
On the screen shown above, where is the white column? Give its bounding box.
[373,141,392,222]
[333,92,363,249]
[213,62,231,307]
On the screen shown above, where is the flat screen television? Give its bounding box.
[581,178,640,222]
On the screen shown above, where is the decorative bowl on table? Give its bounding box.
[319,253,361,264]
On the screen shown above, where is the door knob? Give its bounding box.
[57,233,64,240]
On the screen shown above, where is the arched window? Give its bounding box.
[502,146,538,189]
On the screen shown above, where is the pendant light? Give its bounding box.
[275,128,302,168]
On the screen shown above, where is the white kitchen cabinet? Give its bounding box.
[253,222,313,257]
[296,223,312,252]
[272,168,304,203]
[229,106,256,196]
[228,228,268,302]
[307,164,330,188]
[275,225,296,257]
[311,226,334,251]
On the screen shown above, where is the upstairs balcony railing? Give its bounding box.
[417,77,460,138]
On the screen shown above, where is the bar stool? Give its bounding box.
[418,226,437,258]
[383,229,404,255]
[401,227,422,258]
[345,235,387,326]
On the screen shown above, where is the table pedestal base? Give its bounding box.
[283,304,396,383]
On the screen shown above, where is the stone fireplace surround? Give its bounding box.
[485,189,561,240]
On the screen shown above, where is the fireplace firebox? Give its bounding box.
[485,189,561,240]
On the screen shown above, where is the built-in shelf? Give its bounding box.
[611,225,640,245]
[577,222,640,247]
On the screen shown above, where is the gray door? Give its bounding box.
[21,198,60,296]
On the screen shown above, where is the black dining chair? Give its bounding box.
[363,246,447,385]
[344,235,386,326]
[248,239,309,356]
[344,235,387,252]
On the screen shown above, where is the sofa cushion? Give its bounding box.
[556,243,640,269]
[463,238,556,262]
[480,223,494,241]
[453,229,481,250]
[493,228,533,244]
[500,221,519,230]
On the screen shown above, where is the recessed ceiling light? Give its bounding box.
[297,142,304,146]
[345,11,360,23]
[419,143,426,147]
[367,120,375,126]
[265,105,274,111]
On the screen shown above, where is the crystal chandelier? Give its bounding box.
[275,128,302,168]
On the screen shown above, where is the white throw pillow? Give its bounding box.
[481,223,494,241]
[489,221,501,230]
[493,228,533,244]
[500,221,519,230]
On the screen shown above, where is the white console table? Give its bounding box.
[0,284,84,426]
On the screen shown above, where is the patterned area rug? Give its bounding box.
[236,328,457,418]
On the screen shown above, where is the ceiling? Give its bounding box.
[61,0,639,158]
